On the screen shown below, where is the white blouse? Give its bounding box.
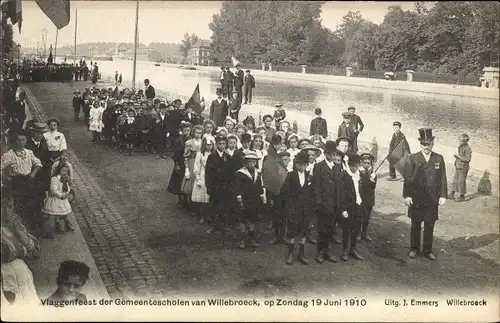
[43,131,67,152]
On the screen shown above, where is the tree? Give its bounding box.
[180,32,201,58]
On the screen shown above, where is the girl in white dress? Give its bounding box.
[286,134,300,172]
[191,135,214,224]
[88,100,105,142]
[42,166,74,239]
[44,118,68,165]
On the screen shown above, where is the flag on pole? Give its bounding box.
[35,0,71,29]
[186,83,205,115]
[261,143,288,195]
[1,0,23,32]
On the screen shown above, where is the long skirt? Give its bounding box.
[191,182,210,203]
[180,157,196,194]
[167,165,185,195]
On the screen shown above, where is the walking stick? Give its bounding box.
[373,135,407,174]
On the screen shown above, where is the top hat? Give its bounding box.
[418,128,434,142]
[243,150,260,160]
[324,140,337,154]
[393,121,402,127]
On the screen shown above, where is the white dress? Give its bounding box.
[43,131,68,152]
[42,175,72,216]
[88,106,104,132]
[191,152,210,203]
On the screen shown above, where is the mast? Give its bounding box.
[54,29,59,60]
[132,0,139,89]
[74,8,78,65]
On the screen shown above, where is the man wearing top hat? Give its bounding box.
[243,70,255,105]
[338,112,357,154]
[209,88,229,127]
[403,128,447,261]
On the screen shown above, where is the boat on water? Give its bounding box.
[154,63,161,66]
[178,65,197,70]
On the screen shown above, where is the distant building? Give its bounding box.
[113,43,150,61]
[115,43,129,56]
[188,39,211,66]
[88,46,100,58]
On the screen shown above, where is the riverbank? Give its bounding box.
[162,63,499,100]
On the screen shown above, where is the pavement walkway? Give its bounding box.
[21,80,499,302]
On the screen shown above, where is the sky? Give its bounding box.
[14,1,421,49]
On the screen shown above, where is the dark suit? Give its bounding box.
[309,117,328,138]
[403,151,447,254]
[181,111,203,127]
[338,170,363,250]
[223,71,234,98]
[389,131,411,178]
[337,122,357,154]
[72,95,83,120]
[234,69,244,103]
[153,112,169,155]
[167,136,187,195]
[145,85,156,100]
[209,99,229,127]
[229,98,241,123]
[234,168,263,223]
[312,160,342,252]
[359,169,377,236]
[166,109,182,150]
[9,100,27,132]
[243,74,255,104]
[206,150,232,229]
[280,170,313,238]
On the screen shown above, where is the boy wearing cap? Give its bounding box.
[403,128,447,261]
[388,121,411,180]
[338,112,357,154]
[281,150,313,265]
[358,153,377,242]
[449,133,472,202]
[243,70,255,104]
[235,150,263,249]
[309,108,328,139]
[339,154,364,261]
[312,140,342,263]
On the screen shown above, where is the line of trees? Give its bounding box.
[209,1,500,75]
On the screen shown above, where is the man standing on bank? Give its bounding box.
[209,88,229,127]
[403,128,447,261]
[144,79,156,100]
[233,64,245,104]
[243,70,255,105]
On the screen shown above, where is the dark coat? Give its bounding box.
[9,100,27,131]
[280,170,313,224]
[229,98,241,121]
[309,117,328,138]
[312,161,343,231]
[454,143,472,170]
[153,112,169,138]
[337,122,357,153]
[403,151,448,222]
[360,169,377,207]
[181,111,203,127]
[338,170,358,215]
[389,131,411,163]
[167,136,188,194]
[273,109,286,129]
[145,85,156,100]
[72,95,83,110]
[350,114,364,132]
[209,99,229,127]
[205,150,231,196]
[166,109,182,137]
[227,149,245,181]
[25,137,49,163]
[223,71,234,85]
[234,69,244,88]
[234,167,263,219]
[244,74,255,88]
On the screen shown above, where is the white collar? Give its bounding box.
[325,159,335,168]
[237,167,258,183]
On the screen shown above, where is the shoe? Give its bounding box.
[333,237,342,244]
[269,237,283,245]
[349,249,364,261]
[315,251,325,264]
[297,244,309,265]
[341,250,349,262]
[424,252,436,260]
[306,235,317,244]
[455,196,465,202]
[362,235,373,242]
[239,239,247,249]
[249,239,261,247]
[409,250,418,258]
[324,251,338,263]
[286,253,294,265]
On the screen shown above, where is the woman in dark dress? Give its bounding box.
[167,121,192,208]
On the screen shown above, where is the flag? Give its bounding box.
[1,0,22,32]
[186,83,205,115]
[386,134,412,178]
[261,143,288,195]
[35,0,71,29]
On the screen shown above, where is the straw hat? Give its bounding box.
[242,150,260,160]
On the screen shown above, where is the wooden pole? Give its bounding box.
[74,8,78,65]
[54,29,59,60]
[132,0,139,89]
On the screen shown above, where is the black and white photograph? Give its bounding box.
[1,0,499,321]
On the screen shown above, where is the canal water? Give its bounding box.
[95,60,498,160]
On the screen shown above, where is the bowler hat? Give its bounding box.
[172,99,182,104]
[243,150,260,160]
[294,151,309,165]
[245,69,250,73]
[360,153,374,161]
[216,88,223,94]
[324,140,337,154]
[348,154,362,165]
[341,112,351,118]
[336,136,352,145]
[418,128,434,142]
[393,121,402,127]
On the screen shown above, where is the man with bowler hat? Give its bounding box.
[403,128,447,260]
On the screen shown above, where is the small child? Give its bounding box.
[273,104,286,130]
[309,108,328,139]
[449,133,472,202]
[280,151,312,265]
[48,260,90,302]
[358,153,377,242]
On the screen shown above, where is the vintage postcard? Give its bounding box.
[1,0,499,321]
